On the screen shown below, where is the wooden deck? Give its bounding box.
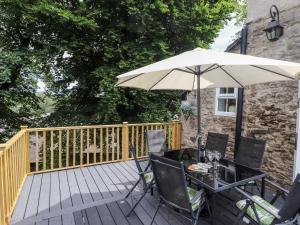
[10,160,280,225]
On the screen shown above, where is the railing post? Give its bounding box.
[177,122,182,149]
[0,144,8,225]
[122,122,129,161]
[20,126,30,174]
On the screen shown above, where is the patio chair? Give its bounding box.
[149,155,211,225]
[235,137,266,193]
[234,174,300,225]
[205,132,229,158]
[146,129,168,155]
[124,143,154,199]
[235,137,266,169]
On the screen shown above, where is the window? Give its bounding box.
[215,88,238,117]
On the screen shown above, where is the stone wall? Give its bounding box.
[182,2,300,187]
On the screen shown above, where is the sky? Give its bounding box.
[37,19,241,91]
[210,19,242,51]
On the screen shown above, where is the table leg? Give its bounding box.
[261,177,265,199]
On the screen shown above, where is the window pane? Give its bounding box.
[218,99,227,112]
[219,88,227,94]
[228,99,236,112]
[227,88,234,94]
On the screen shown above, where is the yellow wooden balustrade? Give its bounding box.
[0,121,181,225]
[0,128,28,225]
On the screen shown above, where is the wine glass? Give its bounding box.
[207,150,215,164]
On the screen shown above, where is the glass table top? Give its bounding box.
[163,148,266,192]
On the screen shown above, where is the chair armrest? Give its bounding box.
[235,187,282,220]
[265,178,289,195]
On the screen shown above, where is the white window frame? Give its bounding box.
[215,88,238,117]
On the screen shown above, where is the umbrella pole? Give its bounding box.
[196,66,201,150]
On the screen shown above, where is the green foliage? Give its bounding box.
[0,0,240,142]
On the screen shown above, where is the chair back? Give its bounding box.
[146,129,168,155]
[275,174,300,223]
[205,132,229,157]
[235,137,266,169]
[150,155,191,212]
[129,143,144,177]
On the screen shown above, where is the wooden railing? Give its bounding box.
[0,127,28,225]
[0,121,181,225]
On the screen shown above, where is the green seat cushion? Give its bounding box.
[187,187,205,211]
[236,195,279,225]
[143,171,154,184]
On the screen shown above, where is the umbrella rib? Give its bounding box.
[116,73,144,86]
[250,65,294,80]
[186,67,196,73]
[175,68,195,74]
[199,64,219,75]
[148,69,175,91]
[220,66,244,88]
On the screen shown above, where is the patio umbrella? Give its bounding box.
[116,48,300,146]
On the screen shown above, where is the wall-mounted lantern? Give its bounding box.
[264,5,284,42]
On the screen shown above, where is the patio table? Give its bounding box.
[163,148,266,225]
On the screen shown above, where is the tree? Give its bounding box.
[0,0,239,142]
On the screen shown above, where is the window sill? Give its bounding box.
[215,112,236,117]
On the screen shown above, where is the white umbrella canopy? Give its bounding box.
[116,48,300,90]
[116,47,300,146]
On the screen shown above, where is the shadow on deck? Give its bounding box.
[10,160,281,225]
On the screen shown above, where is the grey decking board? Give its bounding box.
[114,162,186,225]
[102,163,158,225]
[118,161,190,225]
[109,163,168,225]
[94,164,120,196]
[24,174,43,219]
[49,172,62,225]
[38,173,51,216]
[80,167,102,201]
[66,169,83,206]
[84,207,102,225]
[87,166,112,199]
[59,170,75,225]
[73,169,93,204]
[117,200,143,225]
[11,175,34,224]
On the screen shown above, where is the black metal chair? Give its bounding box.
[235,137,266,169]
[146,129,168,156]
[205,132,229,158]
[234,174,300,225]
[148,155,210,225]
[124,143,154,199]
[235,137,266,193]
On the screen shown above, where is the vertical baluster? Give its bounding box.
[135,126,139,157]
[50,130,54,170]
[93,128,96,163]
[168,125,171,148]
[86,128,89,165]
[80,129,83,166]
[141,125,144,157]
[35,131,39,172]
[73,129,76,166]
[59,130,62,169]
[117,127,120,160]
[43,131,46,171]
[106,128,109,161]
[111,127,115,161]
[164,125,167,140]
[100,128,103,162]
[66,129,70,168]
[131,126,134,146]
